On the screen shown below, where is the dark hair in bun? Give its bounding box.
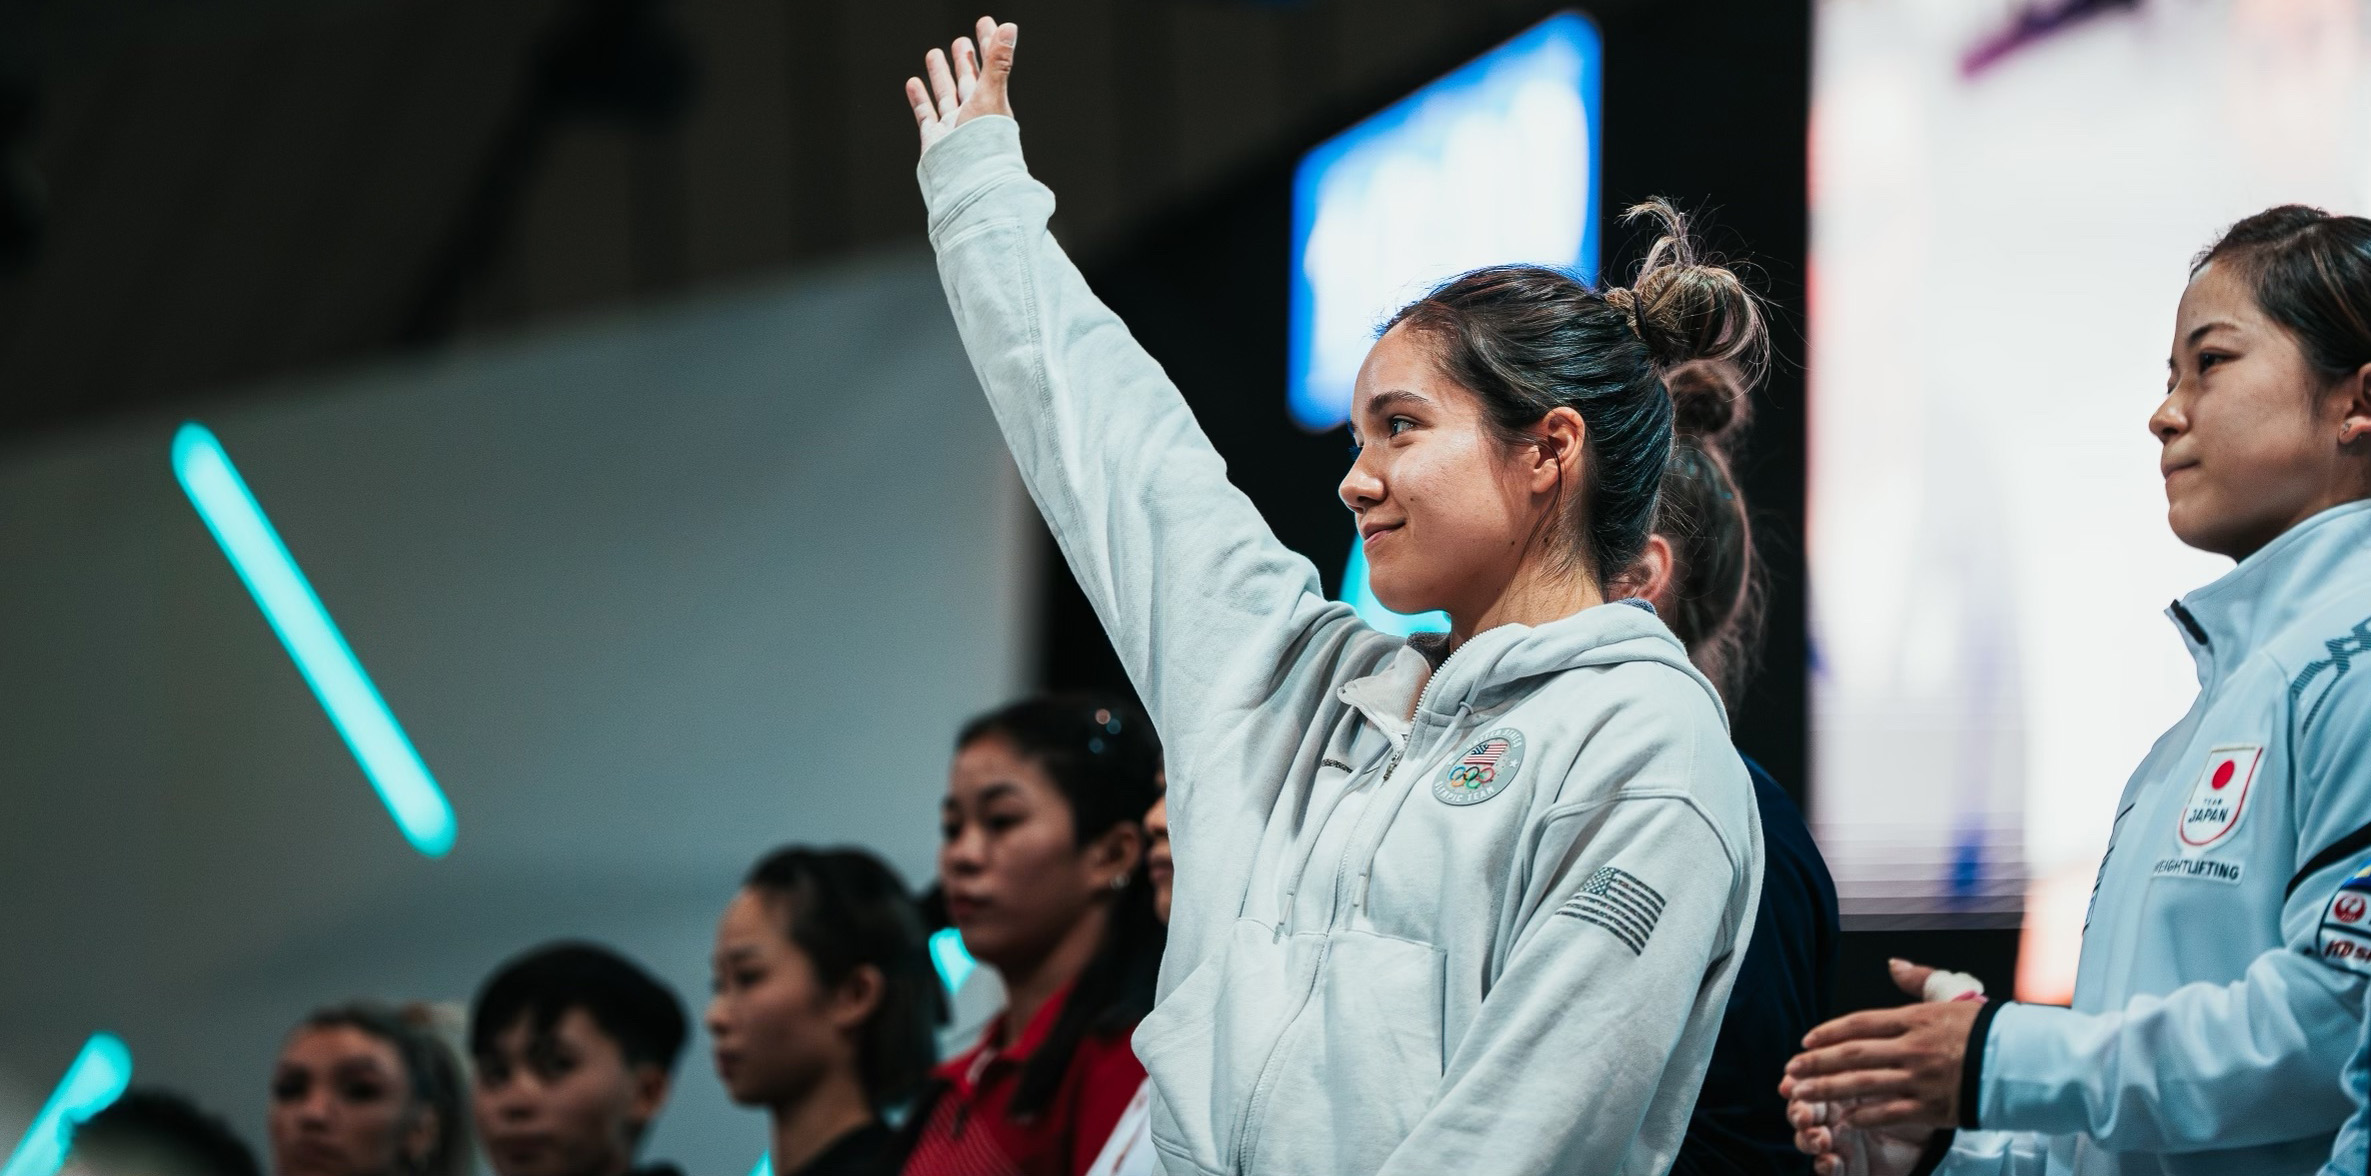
[1384,200,1768,582]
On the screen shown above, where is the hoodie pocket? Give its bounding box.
[1139,919,1297,1174]
[1243,930,1446,1176]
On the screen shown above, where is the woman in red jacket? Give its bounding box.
[903,696,1166,1176]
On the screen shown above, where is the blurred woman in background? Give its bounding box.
[708,846,942,1176]
[266,1004,468,1176]
[1613,366,1839,1176]
[1081,779,1170,1176]
[903,695,1164,1176]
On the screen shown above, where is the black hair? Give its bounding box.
[73,1089,261,1176]
[469,941,689,1077]
[741,846,942,1110]
[1639,359,1765,705]
[297,1003,469,1176]
[2195,205,2371,381]
[953,694,1165,1118]
[1383,201,1768,582]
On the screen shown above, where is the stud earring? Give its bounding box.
[1109,874,1128,892]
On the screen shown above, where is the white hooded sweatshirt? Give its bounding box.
[918,115,1765,1176]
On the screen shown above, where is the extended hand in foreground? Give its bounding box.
[1783,959,1986,1175]
[905,16,1017,158]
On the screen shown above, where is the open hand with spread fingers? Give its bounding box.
[905,15,1017,158]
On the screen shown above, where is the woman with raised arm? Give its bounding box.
[902,19,1767,1175]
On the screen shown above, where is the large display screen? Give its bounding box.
[1293,11,1601,631]
[1810,0,2371,998]
[1289,11,1602,434]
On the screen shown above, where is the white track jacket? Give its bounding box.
[918,116,1764,1176]
[1942,500,2371,1176]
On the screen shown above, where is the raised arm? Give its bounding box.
[904,20,1365,757]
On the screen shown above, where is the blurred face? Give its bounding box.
[2155,260,2371,559]
[706,889,867,1108]
[473,1009,663,1176]
[1340,325,1584,624]
[1145,786,1172,926]
[268,1027,431,1176]
[938,736,1131,970]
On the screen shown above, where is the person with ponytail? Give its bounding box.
[899,19,1766,1174]
[1784,205,2371,1176]
[709,847,941,1176]
[1614,366,1841,1176]
[902,695,1165,1176]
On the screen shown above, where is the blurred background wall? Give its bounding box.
[0,252,1034,1174]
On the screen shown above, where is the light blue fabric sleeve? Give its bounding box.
[913,115,1367,780]
[1975,665,2371,1152]
[2320,1005,2371,1176]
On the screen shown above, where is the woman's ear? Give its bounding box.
[1611,533,1677,613]
[2339,361,2371,446]
[828,964,886,1032]
[1085,821,1144,889]
[400,1106,439,1175]
[1527,406,1589,493]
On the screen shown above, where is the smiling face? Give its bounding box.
[268,1027,430,1176]
[472,1009,660,1176]
[1339,324,1582,625]
[937,735,1125,971]
[2155,260,2371,559]
[704,889,863,1109]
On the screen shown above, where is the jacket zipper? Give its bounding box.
[1228,640,1472,1174]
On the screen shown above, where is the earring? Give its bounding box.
[1109,874,1129,892]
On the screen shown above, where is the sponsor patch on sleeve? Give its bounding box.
[1558,866,1665,955]
[2318,859,2371,975]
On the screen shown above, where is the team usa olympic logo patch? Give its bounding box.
[2320,859,2371,975]
[1433,728,1526,807]
[2176,744,2263,854]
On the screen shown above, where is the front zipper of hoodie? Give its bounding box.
[1229,642,1475,1174]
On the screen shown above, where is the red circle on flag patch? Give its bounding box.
[2341,895,2368,924]
[2212,760,2235,790]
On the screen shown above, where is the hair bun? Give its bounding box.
[1607,199,1769,450]
[1662,359,1750,450]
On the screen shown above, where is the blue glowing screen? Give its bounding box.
[1288,11,1602,432]
[3,1034,133,1176]
[171,422,456,857]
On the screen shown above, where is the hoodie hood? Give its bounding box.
[1359,601,1727,733]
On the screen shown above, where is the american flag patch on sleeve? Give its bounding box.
[1558,866,1665,955]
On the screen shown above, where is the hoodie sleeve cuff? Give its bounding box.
[915,115,1037,237]
[1959,999,2006,1130]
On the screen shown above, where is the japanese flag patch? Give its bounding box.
[2176,744,2263,855]
[2319,859,2371,975]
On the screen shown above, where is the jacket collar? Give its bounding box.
[1336,600,1721,735]
[936,979,1073,1091]
[2170,498,2371,679]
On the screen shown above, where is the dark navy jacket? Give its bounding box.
[1674,758,1840,1176]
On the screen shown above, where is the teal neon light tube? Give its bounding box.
[171,423,456,857]
[747,1154,772,1176]
[1,1034,133,1176]
[929,927,977,995]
